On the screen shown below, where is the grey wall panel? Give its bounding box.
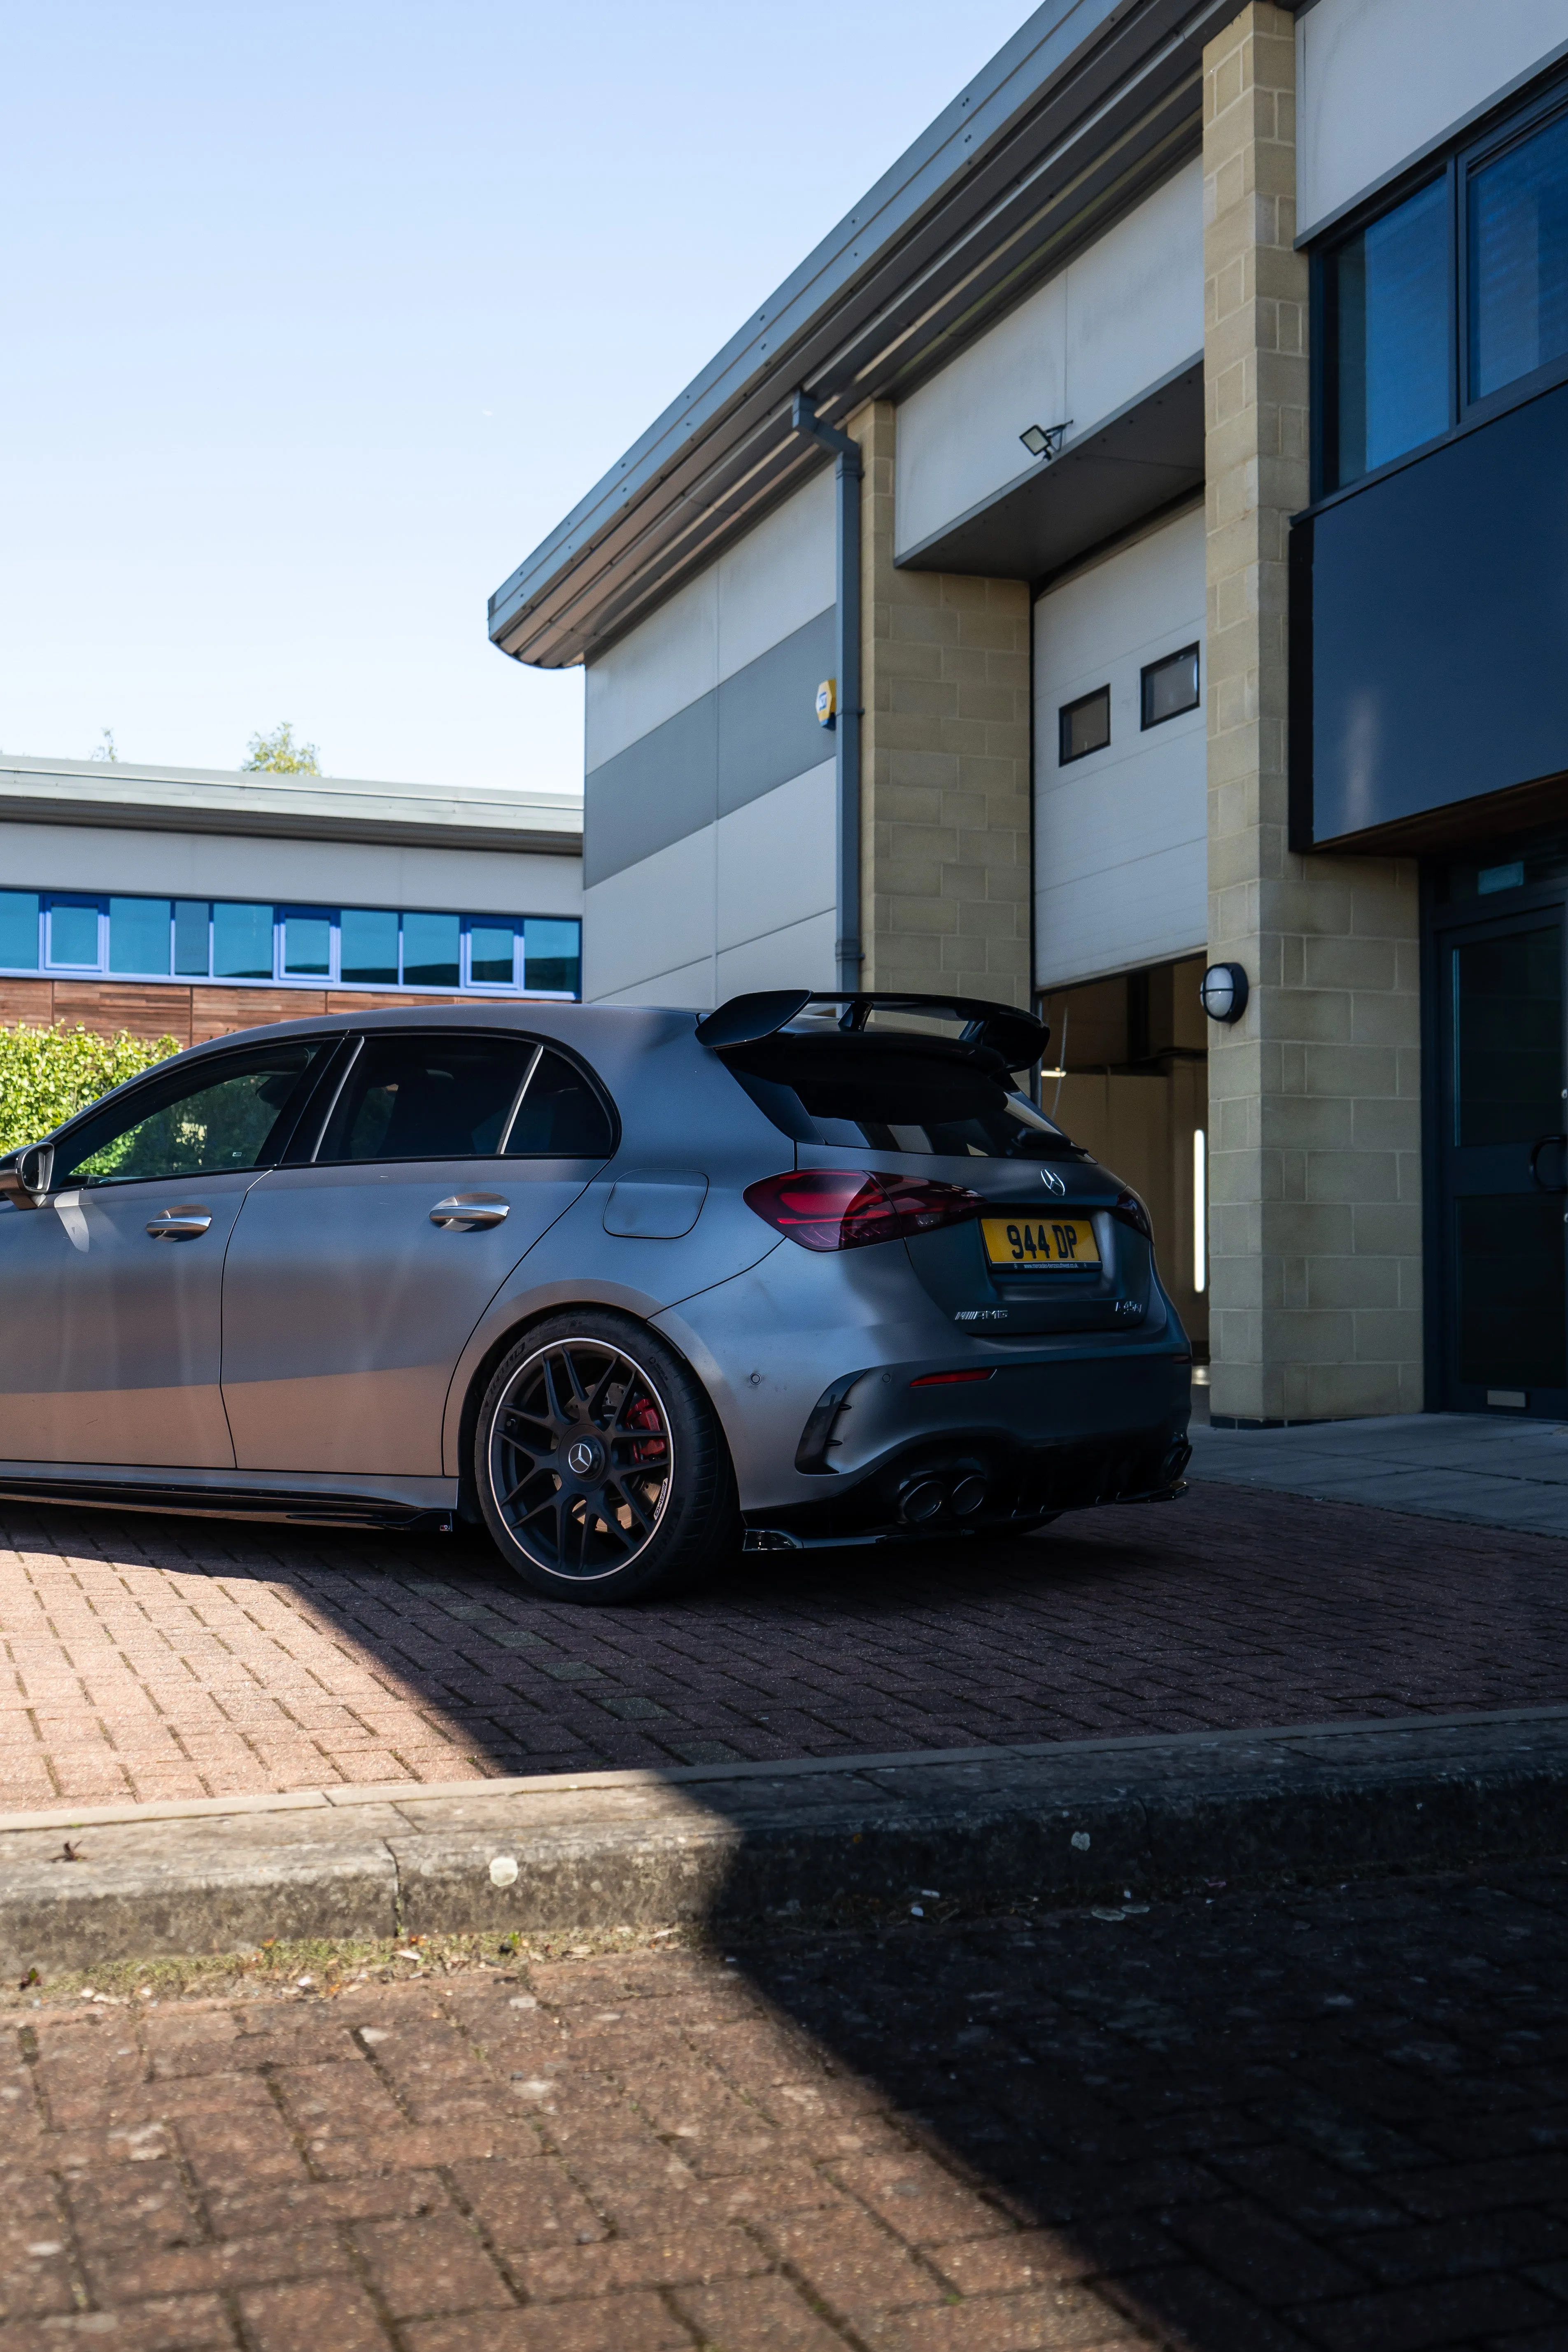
[718,607,836,819]
[583,695,718,890]
[585,607,835,887]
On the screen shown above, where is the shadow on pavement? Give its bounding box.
[724,1859,1568,2350]
[9,1474,1568,1795]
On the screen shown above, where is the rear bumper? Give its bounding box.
[743,1350,1191,1543]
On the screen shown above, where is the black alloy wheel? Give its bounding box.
[475,1310,737,1602]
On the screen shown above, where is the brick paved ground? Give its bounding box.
[2,1485,1567,1812]
[4,1862,1568,2347]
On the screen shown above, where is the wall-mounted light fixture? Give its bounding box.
[1020,420,1072,461]
[1199,962,1249,1023]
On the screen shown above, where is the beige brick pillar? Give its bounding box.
[849,399,1032,1008]
[1205,3,1423,1423]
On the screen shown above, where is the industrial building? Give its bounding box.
[489,0,1568,1426]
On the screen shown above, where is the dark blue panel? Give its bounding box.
[1299,379,1568,845]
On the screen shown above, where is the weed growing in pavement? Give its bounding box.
[0,1920,709,2010]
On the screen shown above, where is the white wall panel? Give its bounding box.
[716,910,836,999]
[895,161,1202,556]
[584,471,835,772]
[1299,0,1568,239]
[1033,506,1207,990]
[0,822,582,917]
[584,568,717,773]
[582,826,716,1004]
[602,955,716,1010]
[716,470,835,682]
[714,760,834,952]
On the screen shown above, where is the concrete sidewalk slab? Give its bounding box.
[7,1704,1568,1975]
[1191,1410,1568,1535]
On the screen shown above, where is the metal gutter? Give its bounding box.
[489,0,1244,671]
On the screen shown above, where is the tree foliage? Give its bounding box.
[243,722,320,775]
[0,1025,180,1155]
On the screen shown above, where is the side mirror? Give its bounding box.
[0,1143,54,1209]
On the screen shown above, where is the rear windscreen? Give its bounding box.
[724,1032,1082,1160]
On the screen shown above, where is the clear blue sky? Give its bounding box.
[2,2,1037,795]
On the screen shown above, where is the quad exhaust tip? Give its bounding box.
[898,1472,989,1525]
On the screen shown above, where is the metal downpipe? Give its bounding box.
[791,391,862,995]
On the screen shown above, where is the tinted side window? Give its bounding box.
[504,1049,615,1158]
[319,1035,536,1162]
[55,1044,326,1188]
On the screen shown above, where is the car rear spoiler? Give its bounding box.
[694,990,1049,1072]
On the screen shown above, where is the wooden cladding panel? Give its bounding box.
[0,981,553,1046]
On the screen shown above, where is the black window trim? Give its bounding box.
[1058,684,1112,766]
[305,1026,620,1168]
[1309,61,1568,514]
[1139,643,1201,731]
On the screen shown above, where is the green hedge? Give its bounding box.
[0,1024,180,1156]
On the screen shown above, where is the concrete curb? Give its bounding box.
[7,1705,1568,1973]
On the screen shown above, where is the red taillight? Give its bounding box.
[1111,1189,1153,1241]
[743,1168,986,1252]
[910,1368,995,1388]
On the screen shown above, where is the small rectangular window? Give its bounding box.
[174,901,210,977]
[213,902,273,981]
[1059,687,1111,766]
[469,919,516,987]
[403,910,460,989]
[282,909,332,978]
[1469,105,1568,401]
[0,892,40,969]
[524,918,581,997]
[1325,177,1449,487]
[47,899,101,969]
[340,908,399,985]
[1141,645,1200,729]
[110,897,172,976]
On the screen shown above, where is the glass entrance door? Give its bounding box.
[1436,906,1568,1414]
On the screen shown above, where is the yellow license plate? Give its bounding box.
[981,1214,1100,1270]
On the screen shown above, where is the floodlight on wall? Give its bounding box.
[1019,420,1071,461]
[1199,962,1249,1023]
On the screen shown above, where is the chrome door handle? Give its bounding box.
[429,1195,510,1230]
[145,1208,213,1240]
[1529,1134,1568,1193]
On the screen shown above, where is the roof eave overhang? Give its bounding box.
[490,0,1246,671]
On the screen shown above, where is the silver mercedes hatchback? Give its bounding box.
[0,990,1191,1602]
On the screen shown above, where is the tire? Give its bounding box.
[474,1310,739,1603]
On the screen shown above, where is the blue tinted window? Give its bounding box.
[469,919,515,986]
[213,902,273,980]
[174,901,210,977]
[524,918,581,997]
[1470,107,1568,400]
[110,897,171,975]
[341,907,399,985]
[1328,177,1450,487]
[283,910,331,976]
[48,899,101,968]
[0,892,39,969]
[403,910,459,988]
